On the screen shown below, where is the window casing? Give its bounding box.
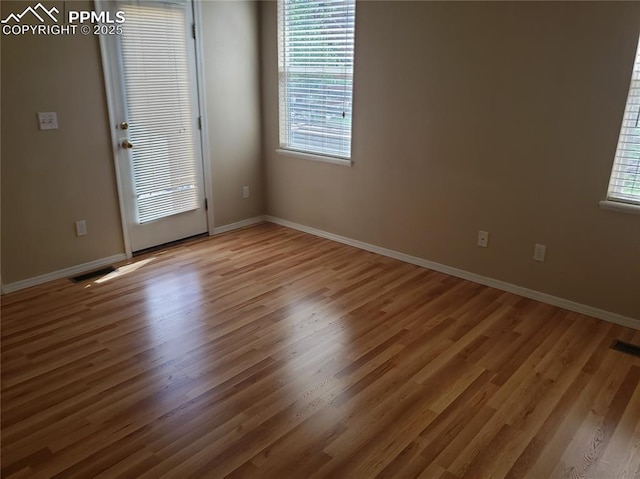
[277,0,356,160]
[607,36,640,206]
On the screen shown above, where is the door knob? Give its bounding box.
[120,122,129,130]
[121,139,134,149]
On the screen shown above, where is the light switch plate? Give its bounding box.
[38,112,58,130]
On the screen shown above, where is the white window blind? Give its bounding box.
[608,36,640,206]
[120,2,200,224]
[278,0,356,159]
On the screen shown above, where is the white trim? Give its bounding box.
[96,0,133,258]
[2,254,128,294]
[192,0,216,235]
[213,216,266,235]
[276,149,352,167]
[599,200,640,215]
[265,216,639,330]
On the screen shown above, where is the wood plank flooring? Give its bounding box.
[2,223,639,478]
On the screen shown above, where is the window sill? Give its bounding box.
[599,200,640,215]
[276,149,352,167]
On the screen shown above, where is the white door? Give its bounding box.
[99,0,208,252]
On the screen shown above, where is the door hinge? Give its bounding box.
[192,23,196,39]
[204,198,208,211]
[198,116,202,130]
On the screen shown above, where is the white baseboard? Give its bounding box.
[2,253,128,294]
[212,215,266,235]
[1,216,268,294]
[5,218,636,329]
[265,216,639,330]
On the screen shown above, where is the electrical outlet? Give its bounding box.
[37,112,58,130]
[75,220,87,237]
[242,186,250,199]
[533,243,546,262]
[477,230,489,248]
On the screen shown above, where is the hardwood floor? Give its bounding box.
[2,223,639,478]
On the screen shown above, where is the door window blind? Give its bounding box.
[608,37,640,205]
[278,0,356,159]
[120,1,201,223]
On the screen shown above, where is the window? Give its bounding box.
[607,36,640,206]
[278,0,356,160]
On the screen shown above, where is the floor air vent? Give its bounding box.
[70,266,116,283]
[610,340,640,358]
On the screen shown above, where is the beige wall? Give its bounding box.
[260,1,640,319]
[1,1,124,284]
[1,0,264,285]
[2,0,637,318]
[201,0,263,227]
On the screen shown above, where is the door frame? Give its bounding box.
[97,0,214,258]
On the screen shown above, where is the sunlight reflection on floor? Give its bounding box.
[94,257,156,284]
[141,269,206,363]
